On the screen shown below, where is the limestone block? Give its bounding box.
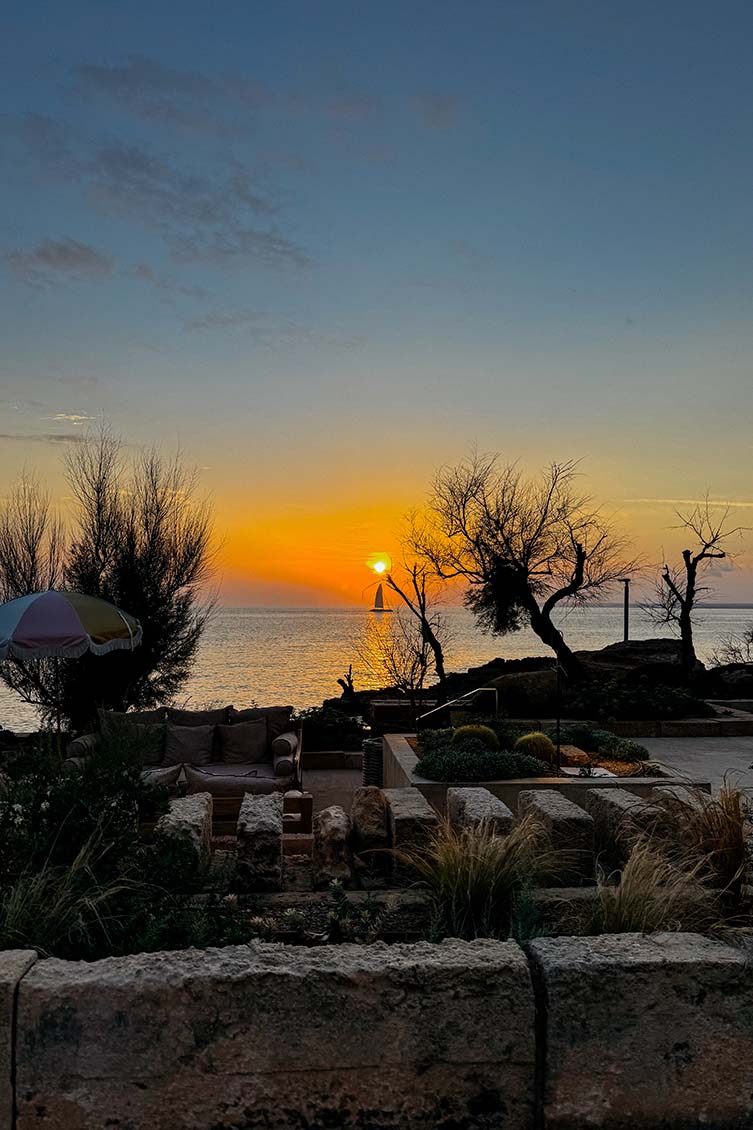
[0,951,36,1130]
[312,805,353,888]
[447,787,513,835]
[529,886,599,935]
[236,792,283,891]
[582,787,662,861]
[350,786,389,855]
[528,932,753,1129]
[518,789,595,882]
[16,939,535,1130]
[650,784,710,813]
[383,787,439,881]
[155,792,212,870]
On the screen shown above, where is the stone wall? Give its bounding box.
[3,933,753,1129]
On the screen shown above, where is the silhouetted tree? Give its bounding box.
[0,430,215,730]
[646,499,745,682]
[384,551,450,703]
[411,453,636,681]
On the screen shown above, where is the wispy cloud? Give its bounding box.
[0,432,87,445]
[4,114,310,274]
[185,307,364,348]
[49,413,97,425]
[1,237,113,289]
[624,497,753,509]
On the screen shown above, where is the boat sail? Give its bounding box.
[370,583,393,613]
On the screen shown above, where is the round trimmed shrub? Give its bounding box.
[514,731,556,764]
[451,724,500,751]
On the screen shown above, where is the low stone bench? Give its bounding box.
[527,933,753,1128]
[582,787,662,862]
[155,792,212,872]
[237,793,283,891]
[650,784,710,813]
[447,787,513,835]
[313,805,353,888]
[383,787,438,881]
[518,790,595,883]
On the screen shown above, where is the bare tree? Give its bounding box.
[0,430,216,730]
[355,610,434,724]
[710,626,753,667]
[384,549,450,703]
[411,453,637,681]
[647,499,746,681]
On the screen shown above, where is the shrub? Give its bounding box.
[392,814,576,939]
[293,706,368,751]
[552,723,649,760]
[514,731,556,764]
[566,677,714,722]
[451,724,500,750]
[591,730,649,761]
[416,737,550,782]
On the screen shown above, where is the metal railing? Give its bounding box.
[417,686,498,730]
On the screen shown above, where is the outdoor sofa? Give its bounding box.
[64,704,303,796]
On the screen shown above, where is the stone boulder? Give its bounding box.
[700,662,753,699]
[155,792,212,872]
[313,805,354,888]
[236,793,283,891]
[351,787,389,851]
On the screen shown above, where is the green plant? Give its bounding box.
[514,731,556,764]
[393,814,575,940]
[588,844,718,936]
[0,828,140,959]
[325,882,393,943]
[293,706,368,751]
[451,724,500,751]
[416,737,550,782]
[591,730,649,761]
[566,677,714,722]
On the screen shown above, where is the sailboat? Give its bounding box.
[370,583,393,613]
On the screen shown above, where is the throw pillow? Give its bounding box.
[163,723,215,767]
[166,706,230,727]
[217,718,268,765]
[228,705,293,742]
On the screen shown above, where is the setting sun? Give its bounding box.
[366,552,392,576]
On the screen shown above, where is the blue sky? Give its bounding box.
[2,1,753,601]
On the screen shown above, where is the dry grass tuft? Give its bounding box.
[392,812,577,940]
[651,783,751,904]
[590,842,719,936]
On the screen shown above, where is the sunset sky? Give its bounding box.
[2,1,752,605]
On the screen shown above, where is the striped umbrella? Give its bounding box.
[0,591,142,660]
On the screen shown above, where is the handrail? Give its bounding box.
[417,686,498,730]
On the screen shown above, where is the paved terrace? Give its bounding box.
[642,735,753,793]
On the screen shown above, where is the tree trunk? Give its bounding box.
[679,552,698,684]
[421,621,448,704]
[528,603,584,682]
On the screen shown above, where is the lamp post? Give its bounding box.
[620,578,631,642]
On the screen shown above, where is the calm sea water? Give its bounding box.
[2,604,752,732]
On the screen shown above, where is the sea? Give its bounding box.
[2,604,752,733]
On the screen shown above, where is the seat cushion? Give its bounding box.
[217,718,268,765]
[166,706,230,728]
[228,705,293,742]
[141,764,182,788]
[271,731,299,776]
[184,762,291,796]
[163,723,215,767]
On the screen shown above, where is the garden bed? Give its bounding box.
[384,733,710,817]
